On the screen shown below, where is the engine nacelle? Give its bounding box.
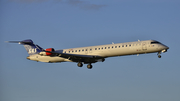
[45,48,55,56]
[39,48,55,56]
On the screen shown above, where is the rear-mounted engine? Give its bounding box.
[39,48,55,56]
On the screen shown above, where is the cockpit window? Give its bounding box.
[151,41,161,44]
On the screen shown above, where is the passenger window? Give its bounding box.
[99,48,100,50]
[79,50,81,52]
[86,49,87,51]
[82,49,84,51]
[112,46,113,48]
[119,46,120,48]
[102,47,103,49]
[75,50,77,52]
[69,51,70,53]
[122,45,124,47]
[108,47,110,49]
[90,49,92,51]
[95,48,97,50]
[105,47,106,49]
[129,45,131,47]
[115,46,117,48]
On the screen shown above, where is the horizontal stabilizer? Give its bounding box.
[5,41,20,43]
[6,39,33,44]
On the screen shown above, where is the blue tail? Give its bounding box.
[20,39,44,55]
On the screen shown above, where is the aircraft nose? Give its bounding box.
[165,46,169,50]
[161,45,169,53]
[161,44,169,50]
[26,56,30,60]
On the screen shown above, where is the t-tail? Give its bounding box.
[6,39,44,55]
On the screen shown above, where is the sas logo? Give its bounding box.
[28,48,37,53]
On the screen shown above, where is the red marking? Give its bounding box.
[45,48,54,56]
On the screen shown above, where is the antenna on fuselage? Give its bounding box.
[138,39,140,42]
[112,42,114,44]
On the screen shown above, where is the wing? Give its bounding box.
[45,50,105,63]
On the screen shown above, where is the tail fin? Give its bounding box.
[7,39,44,55]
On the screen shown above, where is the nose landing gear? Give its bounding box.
[158,55,161,58]
[158,52,161,58]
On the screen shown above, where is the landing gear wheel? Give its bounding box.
[77,62,83,67]
[157,52,162,58]
[87,64,92,69]
[158,55,161,58]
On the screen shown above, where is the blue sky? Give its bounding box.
[1,0,180,101]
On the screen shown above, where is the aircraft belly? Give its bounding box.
[36,56,65,63]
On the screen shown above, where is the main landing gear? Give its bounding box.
[87,64,92,69]
[77,62,93,69]
[77,62,83,67]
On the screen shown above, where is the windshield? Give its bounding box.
[151,41,161,44]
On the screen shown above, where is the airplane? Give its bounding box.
[7,39,169,69]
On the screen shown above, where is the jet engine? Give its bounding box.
[39,48,55,56]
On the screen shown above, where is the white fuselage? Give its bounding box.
[28,40,169,63]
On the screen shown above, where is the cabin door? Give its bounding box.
[142,42,147,50]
